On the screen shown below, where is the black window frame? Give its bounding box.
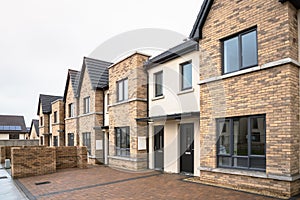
[180,61,193,91]
[154,71,163,97]
[53,136,58,146]
[53,111,57,123]
[115,127,130,157]
[216,115,266,171]
[82,132,91,155]
[117,78,129,102]
[40,116,43,126]
[83,97,90,114]
[9,133,19,139]
[222,27,258,74]
[68,103,75,117]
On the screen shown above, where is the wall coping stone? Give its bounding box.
[78,112,103,118]
[198,166,300,182]
[198,58,300,85]
[108,155,147,162]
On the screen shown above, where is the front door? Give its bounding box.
[154,126,164,170]
[180,123,194,174]
[68,133,74,146]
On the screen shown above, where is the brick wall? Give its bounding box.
[11,146,56,178]
[108,53,149,170]
[10,146,87,178]
[0,147,5,163]
[198,0,300,198]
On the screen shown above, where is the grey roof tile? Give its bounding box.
[38,94,63,114]
[0,115,27,132]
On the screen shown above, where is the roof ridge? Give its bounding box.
[84,56,113,65]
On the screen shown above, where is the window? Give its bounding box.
[154,71,163,97]
[217,115,266,171]
[40,117,43,126]
[181,62,192,90]
[9,133,19,139]
[83,97,90,114]
[40,137,44,145]
[53,111,57,123]
[223,29,258,74]
[69,103,75,117]
[82,132,91,155]
[53,136,58,146]
[117,78,128,102]
[115,127,130,157]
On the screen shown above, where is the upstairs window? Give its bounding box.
[181,62,192,90]
[154,71,163,97]
[117,78,128,102]
[84,97,90,114]
[53,111,57,123]
[69,103,75,117]
[223,29,258,74]
[40,117,43,126]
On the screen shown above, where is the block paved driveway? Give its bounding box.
[16,165,278,200]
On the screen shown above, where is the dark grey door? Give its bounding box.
[68,133,74,146]
[180,123,194,174]
[154,126,164,170]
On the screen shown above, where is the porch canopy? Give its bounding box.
[136,112,200,122]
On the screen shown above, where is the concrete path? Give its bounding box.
[0,164,28,200]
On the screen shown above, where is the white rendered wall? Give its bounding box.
[148,51,200,117]
[104,90,109,127]
[0,134,9,140]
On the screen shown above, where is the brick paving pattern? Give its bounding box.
[17,165,280,200]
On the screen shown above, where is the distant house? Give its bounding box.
[37,94,64,146]
[28,119,39,140]
[0,115,28,140]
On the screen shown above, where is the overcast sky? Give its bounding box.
[0,0,203,126]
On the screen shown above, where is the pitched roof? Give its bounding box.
[144,40,199,69]
[279,0,300,9]
[37,94,63,115]
[189,0,213,40]
[76,57,113,97]
[29,119,39,137]
[63,69,80,102]
[0,115,27,133]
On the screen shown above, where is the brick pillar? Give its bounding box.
[0,147,6,163]
[77,146,87,168]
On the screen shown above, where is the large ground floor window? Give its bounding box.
[82,132,91,155]
[115,127,130,157]
[217,115,266,171]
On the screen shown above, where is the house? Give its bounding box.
[107,52,150,170]
[190,0,300,198]
[64,69,80,147]
[75,57,112,164]
[37,94,63,146]
[51,98,65,146]
[0,115,28,140]
[139,40,200,175]
[28,119,39,140]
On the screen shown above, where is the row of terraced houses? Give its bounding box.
[34,0,300,198]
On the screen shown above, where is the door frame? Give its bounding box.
[154,125,164,171]
[179,123,194,174]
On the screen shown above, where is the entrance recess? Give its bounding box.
[68,133,74,146]
[180,123,194,174]
[154,126,164,170]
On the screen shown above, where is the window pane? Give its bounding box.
[251,117,265,155]
[233,118,248,156]
[224,37,239,73]
[182,63,192,89]
[218,120,230,155]
[218,156,231,167]
[250,157,266,169]
[242,31,257,68]
[233,157,248,168]
[155,72,163,97]
[124,79,128,100]
[118,81,123,101]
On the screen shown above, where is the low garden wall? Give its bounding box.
[9,146,87,178]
